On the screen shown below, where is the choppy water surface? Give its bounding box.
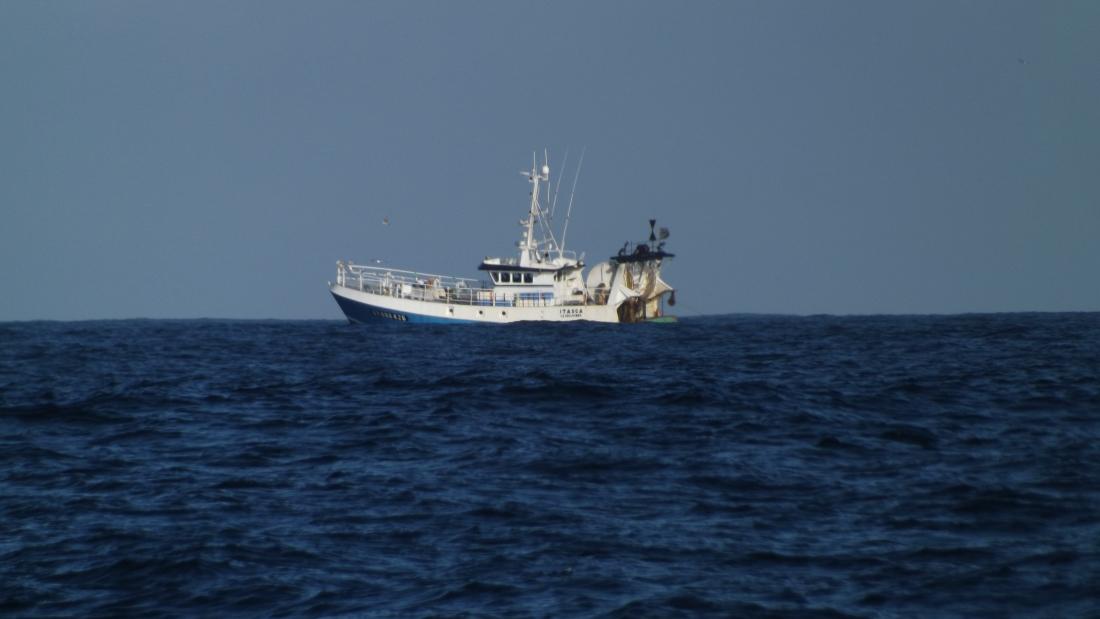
[1,314,1098,617]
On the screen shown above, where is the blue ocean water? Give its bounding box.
[1,314,1098,618]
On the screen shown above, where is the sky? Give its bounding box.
[2,1,1098,320]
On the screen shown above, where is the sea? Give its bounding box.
[1,314,1098,618]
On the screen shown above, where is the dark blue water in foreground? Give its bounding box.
[2,314,1099,618]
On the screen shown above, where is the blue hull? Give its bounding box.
[331,292,477,324]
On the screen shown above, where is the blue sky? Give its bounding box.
[2,1,1098,319]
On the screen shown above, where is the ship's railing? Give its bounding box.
[485,249,580,267]
[335,261,560,307]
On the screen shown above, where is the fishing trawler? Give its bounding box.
[329,154,676,324]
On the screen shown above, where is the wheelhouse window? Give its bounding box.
[493,271,534,284]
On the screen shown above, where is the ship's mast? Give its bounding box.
[519,154,549,267]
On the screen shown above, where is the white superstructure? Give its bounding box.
[329,154,676,324]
